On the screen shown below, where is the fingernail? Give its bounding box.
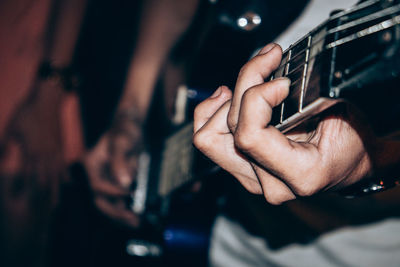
[210,86,222,98]
[258,43,276,55]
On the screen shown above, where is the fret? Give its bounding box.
[299,37,311,112]
[286,64,305,85]
[279,34,312,122]
[270,46,292,126]
[279,48,292,123]
[290,35,311,59]
[285,49,292,75]
[298,62,308,112]
[282,68,305,120]
[136,0,400,212]
[272,0,400,128]
[287,49,307,73]
[273,50,290,78]
[274,65,286,78]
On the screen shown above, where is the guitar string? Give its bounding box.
[160,5,400,194]
[279,3,400,72]
[329,0,382,21]
[327,3,400,35]
[274,14,400,85]
[278,0,388,64]
[161,14,400,178]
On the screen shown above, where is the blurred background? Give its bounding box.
[0,0,307,266]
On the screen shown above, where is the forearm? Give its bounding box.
[43,0,88,67]
[118,0,200,119]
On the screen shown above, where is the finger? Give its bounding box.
[95,196,139,227]
[234,78,296,203]
[252,164,296,205]
[84,146,129,196]
[228,43,282,132]
[85,162,129,196]
[234,79,321,196]
[237,77,290,132]
[110,151,132,188]
[91,179,129,197]
[193,86,232,133]
[193,101,262,194]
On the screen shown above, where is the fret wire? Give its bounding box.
[285,49,292,75]
[287,55,307,77]
[283,31,323,70]
[299,36,311,112]
[279,13,400,76]
[307,34,312,47]
[271,2,400,124]
[281,3,400,69]
[279,47,293,122]
[278,39,307,70]
[163,2,400,195]
[299,63,308,112]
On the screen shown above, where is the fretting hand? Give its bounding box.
[193,43,379,204]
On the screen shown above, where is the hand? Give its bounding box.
[193,43,376,205]
[0,78,66,250]
[0,78,66,209]
[84,111,143,227]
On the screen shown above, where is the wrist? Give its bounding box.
[37,61,80,93]
[339,138,400,198]
[113,107,145,127]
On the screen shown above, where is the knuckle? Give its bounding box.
[238,64,251,79]
[291,173,321,197]
[293,184,315,197]
[193,129,212,152]
[242,86,258,98]
[193,103,204,117]
[287,158,326,197]
[262,188,293,205]
[233,128,257,152]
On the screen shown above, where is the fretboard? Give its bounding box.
[157,0,400,196]
[270,0,400,132]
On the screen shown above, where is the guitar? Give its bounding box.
[126,0,400,259]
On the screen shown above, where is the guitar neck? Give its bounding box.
[155,0,400,198]
[270,0,400,132]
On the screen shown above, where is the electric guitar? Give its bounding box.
[127,0,400,259]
